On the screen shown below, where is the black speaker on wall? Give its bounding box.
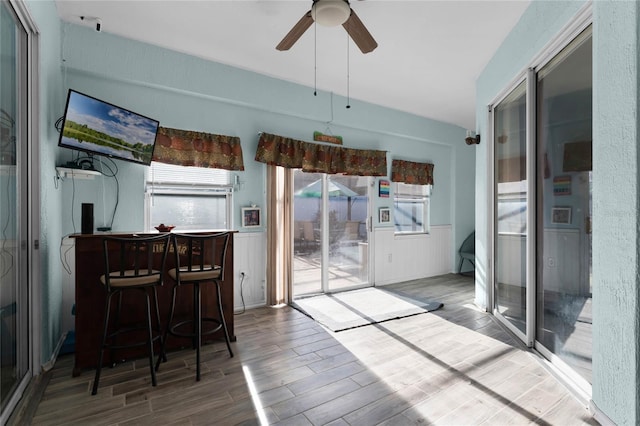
[81,203,94,234]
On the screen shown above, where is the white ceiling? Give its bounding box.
[54,0,531,130]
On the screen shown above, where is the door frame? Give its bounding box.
[1,0,41,423]
[488,73,531,346]
[487,3,593,401]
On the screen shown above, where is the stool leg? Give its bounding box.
[195,282,202,381]
[192,283,198,350]
[215,281,234,358]
[143,289,157,387]
[92,290,114,395]
[152,286,167,368]
[109,291,123,366]
[157,284,178,371]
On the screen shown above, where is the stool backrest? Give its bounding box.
[171,232,230,282]
[102,233,171,290]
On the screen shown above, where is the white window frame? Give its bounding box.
[393,182,431,235]
[144,161,234,231]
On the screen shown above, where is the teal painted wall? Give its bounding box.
[58,23,475,257]
[22,2,476,368]
[592,2,640,424]
[25,0,66,365]
[477,0,640,423]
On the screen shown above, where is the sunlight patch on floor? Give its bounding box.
[242,364,269,426]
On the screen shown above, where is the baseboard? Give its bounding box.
[376,271,452,287]
[41,331,67,372]
[589,400,615,426]
[6,371,52,426]
[234,301,266,313]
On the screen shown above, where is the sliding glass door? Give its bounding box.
[492,25,592,391]
[292,172,323,295]
[327,175,370,292]
[0,1,30,417]
[494,81,528,338]
[535,29,593,384]
[292,171,370,297]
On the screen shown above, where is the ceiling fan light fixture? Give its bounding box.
[312,0,351,27]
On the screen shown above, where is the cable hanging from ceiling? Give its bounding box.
[311,9,352,109]
[314,21,317,96]
[346,31,351,109]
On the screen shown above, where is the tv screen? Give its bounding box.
[58,89,159,166]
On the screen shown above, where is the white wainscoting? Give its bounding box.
[233,232,267,311]
[61,227,454,315]
[542,228,583,295]
[496,228,585,295]
[496,233,526,287]
[374,225,452,286]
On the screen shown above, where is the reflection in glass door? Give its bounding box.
[494,81,528,336]
[292,172,323,295]
[492,25,593,391]
[292,171,370,297]
[0,1,29,415]
[536,28,592,384]
[327,175,369,292]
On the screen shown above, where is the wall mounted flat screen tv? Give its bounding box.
[58,89,159,166]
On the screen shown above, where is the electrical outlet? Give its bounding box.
[388,254,392,263]
[240,271,247,278]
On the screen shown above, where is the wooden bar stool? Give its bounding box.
[92,233,171,395]
[159,232,234,381]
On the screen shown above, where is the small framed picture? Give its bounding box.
[551,207,571,224]
[379,207,391,224]
[379,180,390,198]
[242,207,261,228]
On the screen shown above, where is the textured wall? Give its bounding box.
[26,0,66,368]
[592,2,640,424]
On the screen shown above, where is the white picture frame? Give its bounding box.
[379,207,391,224]
[242,207,261,228]
[551,207,571,224]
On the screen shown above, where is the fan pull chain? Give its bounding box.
[314,22,317,96]
[346,33,351,109]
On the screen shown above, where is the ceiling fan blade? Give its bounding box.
[342,9,378,54]
[276,11,313,51]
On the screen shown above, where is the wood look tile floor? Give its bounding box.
[24,274,597,425]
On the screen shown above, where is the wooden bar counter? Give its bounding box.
[70,231,236,376]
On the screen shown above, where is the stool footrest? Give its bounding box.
[168,318,223,339]
[105,336,162,351]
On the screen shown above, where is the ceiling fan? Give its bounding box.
[276,0,378,54]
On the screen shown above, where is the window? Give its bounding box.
[145,161,233,231]
[393,182,430,234]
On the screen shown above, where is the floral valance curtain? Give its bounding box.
[152,126,244,170]
[255,132,386,176]
[391,159,434,185]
